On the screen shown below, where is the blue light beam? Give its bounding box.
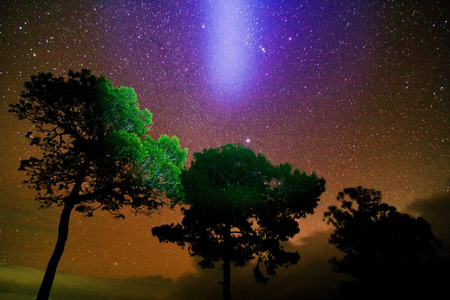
[207,0,254,96]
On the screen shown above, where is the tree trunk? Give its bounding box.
[222,221,231,300]
[36,201,75,300]
[36,158,90,300]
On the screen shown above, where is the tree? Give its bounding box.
[9,70,187,300]
[324,186,443,283]
[152,144,326,300]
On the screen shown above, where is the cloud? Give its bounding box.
[165,230,352,300]
[406,191,450,257]
[0,230,349,300]
[0,263,174,300]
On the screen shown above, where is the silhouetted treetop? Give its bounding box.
[153,144,325,300]
[324,186,443,281]
[10,69,187,300]
[10,69,187,215]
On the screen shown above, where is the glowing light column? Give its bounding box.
[207,0,253,96]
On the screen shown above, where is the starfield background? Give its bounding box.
[0,0,449,299]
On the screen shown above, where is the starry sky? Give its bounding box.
[0,0,449,299]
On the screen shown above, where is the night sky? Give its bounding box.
[0,0,449,299]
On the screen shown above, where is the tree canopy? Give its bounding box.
[11,69,187,214]
[152,144,325,300]
[9,69,187,300]
[324,186,443,282]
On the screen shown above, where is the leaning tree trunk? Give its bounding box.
[36,159,89,300]
[222,221,232,300]
[36,201,75,300]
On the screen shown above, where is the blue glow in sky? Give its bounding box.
[207,0,254,96]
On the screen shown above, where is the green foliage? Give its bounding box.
[141,135,188,199]
[97,79,152,136]
[152,144,326,283]
[9,69,187,216]
[324,186,443,281]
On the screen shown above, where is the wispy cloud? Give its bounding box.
[0,231,348,300]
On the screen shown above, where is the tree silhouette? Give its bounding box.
[9,70,187,300]
[324,186,443,283]
[152,144,326,300]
